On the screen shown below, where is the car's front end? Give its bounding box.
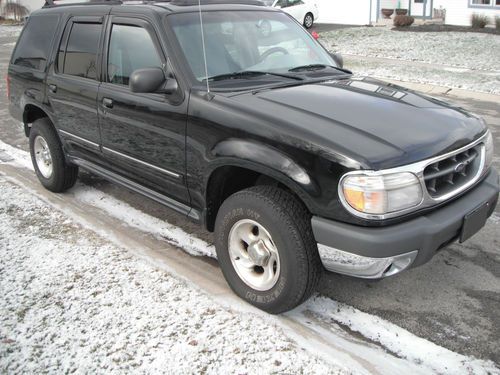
[313,130,498,278]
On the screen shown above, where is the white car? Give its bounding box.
[263,0,319,29]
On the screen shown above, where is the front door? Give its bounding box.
[410,0,432,18]
[97,17,190,206]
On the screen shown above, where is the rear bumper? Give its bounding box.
[311,168,499,278]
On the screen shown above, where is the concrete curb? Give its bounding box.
[385,79,500,103]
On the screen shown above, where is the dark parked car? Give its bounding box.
[7,0,499,313]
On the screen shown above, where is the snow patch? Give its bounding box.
[74,185,216,258]
[0,25,23,38]
[0,180,344,374]
[294,297,499,375]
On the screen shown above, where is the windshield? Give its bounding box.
[167,10,337,84]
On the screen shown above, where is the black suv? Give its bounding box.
[8,0,499,313]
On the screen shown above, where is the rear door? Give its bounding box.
[47,17,104,157]
[97,16,189,205]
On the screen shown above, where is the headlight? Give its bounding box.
[341,172,423,216]
[485,130,494,169]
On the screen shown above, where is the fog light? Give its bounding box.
[317,245,418,279]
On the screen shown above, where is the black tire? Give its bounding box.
[304,13,314,29]
[214,185,322,314]
[29,118,78,193]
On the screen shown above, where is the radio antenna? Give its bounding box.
[198,0,210,95]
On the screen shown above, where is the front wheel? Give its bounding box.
[215,186,322,314]
[304,13,314,29]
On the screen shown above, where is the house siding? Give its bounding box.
[380,0,399,11]
[438,0,500,26]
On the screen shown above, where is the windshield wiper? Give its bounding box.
[204,70,303,82]
[288,64,351,74]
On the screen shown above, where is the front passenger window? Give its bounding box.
[107,24,162,86]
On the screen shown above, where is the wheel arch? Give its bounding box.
[204,139,320,231]
[22,103,55,137]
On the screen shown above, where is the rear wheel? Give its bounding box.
[304,12,314,29]
[215,186,322,314]
[29,118,78,193]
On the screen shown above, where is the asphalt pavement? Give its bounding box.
[1,27,499,365]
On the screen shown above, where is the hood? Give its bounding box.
[228,77,486,170]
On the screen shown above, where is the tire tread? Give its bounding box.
[216,185,322,313]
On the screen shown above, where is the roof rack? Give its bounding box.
[43,0,121,7]
[42,0,264,8]
[169,0,264,5]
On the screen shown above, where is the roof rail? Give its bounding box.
[43,0,123,8]
[42,0,264,8]
[169,0,264,5]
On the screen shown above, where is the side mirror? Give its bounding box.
[130,67,179,94]
[330,52,344,69]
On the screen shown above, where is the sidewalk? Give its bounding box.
[383,77,500,104]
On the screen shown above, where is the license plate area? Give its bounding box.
[460,202,490,243]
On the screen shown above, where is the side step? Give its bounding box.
[70,157,202,223]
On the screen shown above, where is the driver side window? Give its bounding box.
[276,0,289,8]
[107,24,162,86]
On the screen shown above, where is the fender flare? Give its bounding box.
[20,94,57,136]
[210,138,321,199]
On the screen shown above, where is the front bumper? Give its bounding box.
[312,168,499,279]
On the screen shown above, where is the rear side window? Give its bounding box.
[61,22,102,80]
[11,14,59,71]
[107,24,162,86]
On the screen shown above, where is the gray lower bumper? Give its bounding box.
[312,168,499,278]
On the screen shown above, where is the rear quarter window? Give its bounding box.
[11,14,60,71]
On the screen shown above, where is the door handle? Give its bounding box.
[48,84,57,93]
[102,98,113,109]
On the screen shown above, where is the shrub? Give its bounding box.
[495,16,500,30]
[471,13,489,28]
[393,15,415,27]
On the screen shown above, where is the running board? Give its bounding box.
[70,157,201,223]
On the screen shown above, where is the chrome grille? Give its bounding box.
[423,145,481,198]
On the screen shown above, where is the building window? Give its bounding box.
[469,0,500,7]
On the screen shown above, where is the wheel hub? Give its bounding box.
[247,239,271,267]
[33,135,53,179]
[228,219,281,291]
